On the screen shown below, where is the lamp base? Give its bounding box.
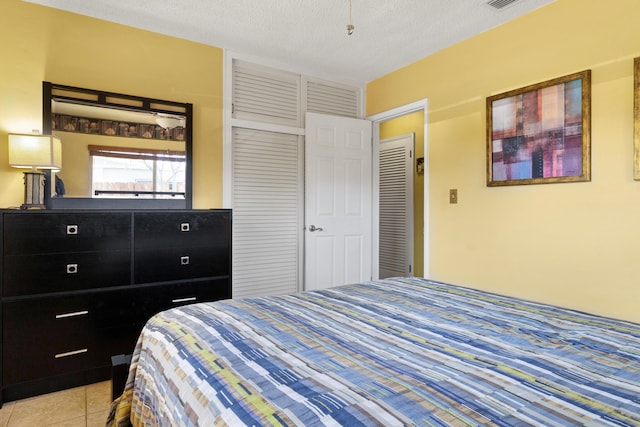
[22,170,46,210]
[20,203,46,210]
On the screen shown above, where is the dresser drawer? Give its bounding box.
[3,250,131,297]
[134,211,230,250]
[145,277,232,314]
[92,279,232,361]
[134,246,229,284]
[3,296,103,384]
[3,212,131,255]
[88,279,232,358]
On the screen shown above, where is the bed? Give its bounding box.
[108,277,640,426]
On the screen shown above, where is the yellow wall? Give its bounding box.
[0,0,223,208]
[3,0,638,322]
[367,0,640,323]
[380,112,425,277]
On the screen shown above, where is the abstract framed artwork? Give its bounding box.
[634,57,640,180]
[487,70,591,186]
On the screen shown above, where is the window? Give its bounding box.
[89,145,186,199]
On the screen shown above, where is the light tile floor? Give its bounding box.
[0,381,111,427]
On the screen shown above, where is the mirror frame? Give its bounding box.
[42,81,193,210]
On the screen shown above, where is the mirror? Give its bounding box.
[42,82,192,209]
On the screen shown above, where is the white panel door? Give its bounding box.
[305,112,372,291]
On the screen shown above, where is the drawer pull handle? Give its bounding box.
[172,297,197,303]
[180,256,190,265]
[66,263,78,274]
[67,225,78,235]
[181,223,190,232]
[55,348,88,359]
[56,310,89,319]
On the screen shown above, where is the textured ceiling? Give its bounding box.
[25,0,555,84]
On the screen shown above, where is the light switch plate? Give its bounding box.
[449,189,458,204]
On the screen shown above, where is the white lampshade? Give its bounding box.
[8,134,62,171]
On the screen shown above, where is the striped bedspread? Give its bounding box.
[108,277,640,426]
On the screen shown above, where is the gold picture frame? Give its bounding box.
[634,57,640,180]
[487,70,591,186]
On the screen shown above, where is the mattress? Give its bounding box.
[108,277,640,426]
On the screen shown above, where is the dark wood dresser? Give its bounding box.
[0,209,231,405]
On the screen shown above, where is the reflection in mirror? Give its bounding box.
[43,82,192,209]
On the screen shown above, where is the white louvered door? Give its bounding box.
[230,58,363,298]
[233,60,300,126]
[232,128,302,298]
[305,80,360,118]
[379,134,414,279]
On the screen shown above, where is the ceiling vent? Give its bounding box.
[486,0,522,10]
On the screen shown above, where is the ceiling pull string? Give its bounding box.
[346,0,355,35]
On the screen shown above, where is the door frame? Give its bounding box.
[367,99,429,279]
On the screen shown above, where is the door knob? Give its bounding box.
[308,225,323,232]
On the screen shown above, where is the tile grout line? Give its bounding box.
[85,384,89,427]
[4,404,14,427]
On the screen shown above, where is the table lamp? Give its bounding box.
[8,133,62,209]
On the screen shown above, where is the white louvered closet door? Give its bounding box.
[305,80,360,118]
[232,128,302,298]
[230,58,362,298]
[379,134,414,279]
[233,60,301,126]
